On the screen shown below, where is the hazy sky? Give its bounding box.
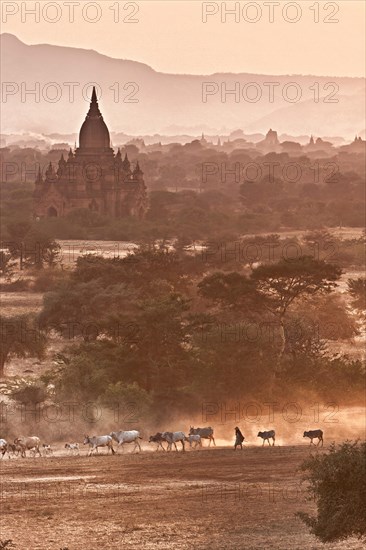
[2,0,365,76]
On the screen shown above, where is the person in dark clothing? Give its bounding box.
[234,426,245,450]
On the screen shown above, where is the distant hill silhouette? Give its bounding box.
[1,33,365,138]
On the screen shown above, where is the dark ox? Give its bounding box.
[149,433,166,451]
[257,430,275,446]
[303,429,324,446]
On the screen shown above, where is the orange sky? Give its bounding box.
[2,0,365,76]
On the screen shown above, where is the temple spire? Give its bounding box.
[91,86,97,104]
[45,162,56,181]
[79,86,110,148]
[122,153,131,172]
[133,161,143,178]
[36,166,43,184]
[57,154,66,176]
[86,86,102,118]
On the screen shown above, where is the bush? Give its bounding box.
[32,269,66,292]
[0,278,30,292]
[11,381,47,404]
[297,441,366,542]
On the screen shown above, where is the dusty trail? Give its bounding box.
[0,445,364,550]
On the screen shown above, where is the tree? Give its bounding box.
[0,251,17,281]
[40,279,137,342]
[199,257,342,359]
[348,277,366,312]
[297,441,366,543]
[6,222,60,270]
[197,271,256,308]
[130,292,191,392]
[197,257,342,393]
[47,290,192,400]
[291,293,359,341]
[250,256,342,359]
[303,230,338,261]
[0,314,47,377]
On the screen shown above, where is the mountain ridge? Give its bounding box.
[1,33,365,137]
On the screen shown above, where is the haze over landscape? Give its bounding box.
[1,33,365,138]
[0,2,365,549]
[1,0,365,76]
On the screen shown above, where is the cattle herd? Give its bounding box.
[0,427,324,459]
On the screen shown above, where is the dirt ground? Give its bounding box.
[0,445,364,550]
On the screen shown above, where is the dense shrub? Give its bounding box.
[11,381,47,404]
[297,441,366,542]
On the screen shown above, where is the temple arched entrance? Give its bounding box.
[48,206,58,217]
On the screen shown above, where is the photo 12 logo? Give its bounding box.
[0,400,141,425]
[202,81,339,104]
[201,481,310,505]
[1,1,140,24]
[201,401,340,425]
[1,81,140,104]
[201,160,339,184]
[201,2,340,24]
[1,480,140,504]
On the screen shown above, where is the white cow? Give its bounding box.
[42,444,53,456]
[65,442,80,455]
[83,435,115,456]
[161,431,186,452]
[110,430,142,452]
[185,434,202,448]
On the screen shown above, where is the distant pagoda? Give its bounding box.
[34,87,147,219]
